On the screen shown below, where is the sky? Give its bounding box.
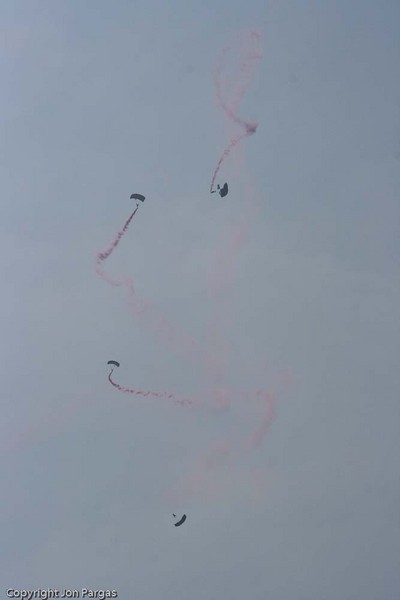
[1,1,399,598]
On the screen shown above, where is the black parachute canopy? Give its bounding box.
[107,360,120,368]
[174,514,187,527]
[218,183,228,198]
[130,193,145,202]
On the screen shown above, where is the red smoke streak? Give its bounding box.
[179,30,277,504]
[210,130,250,193]
[96,206,139,267]
[206,31,263,390]
[165,388,277,507]
[210,30,262,192]
[95,204,206,367]
[108,369,193,407]
[96,31,280,509]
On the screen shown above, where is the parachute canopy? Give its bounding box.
[174,514,187,527]
[130,193,145,202]
[218,182,228,198]
[107,360,120,368]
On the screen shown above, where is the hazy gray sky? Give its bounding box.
[1,1,399,598]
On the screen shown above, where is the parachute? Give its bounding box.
[210,182,229,197]
[107,360,120,368]
[174,514,187,527]
[218,182,228,197]
[130,193,145,202]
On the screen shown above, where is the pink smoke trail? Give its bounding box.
[95,202,208,366]
[108,368,194,407]
[96,205,139,269]
[215,31,262,127]
[210,130,251,193]
[209,30,262,192]
[206,31,263,390]
[164,385,277,506]
[246,389,277,449]
[96,32,280,511]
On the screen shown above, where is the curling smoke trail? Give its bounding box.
[97,31,279,511]
[95,201,207,366]
[165,31,278,506]
[164,386,277,507]
[108,368,194,407]
[206,31,263,391]
[210,30,262,193]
